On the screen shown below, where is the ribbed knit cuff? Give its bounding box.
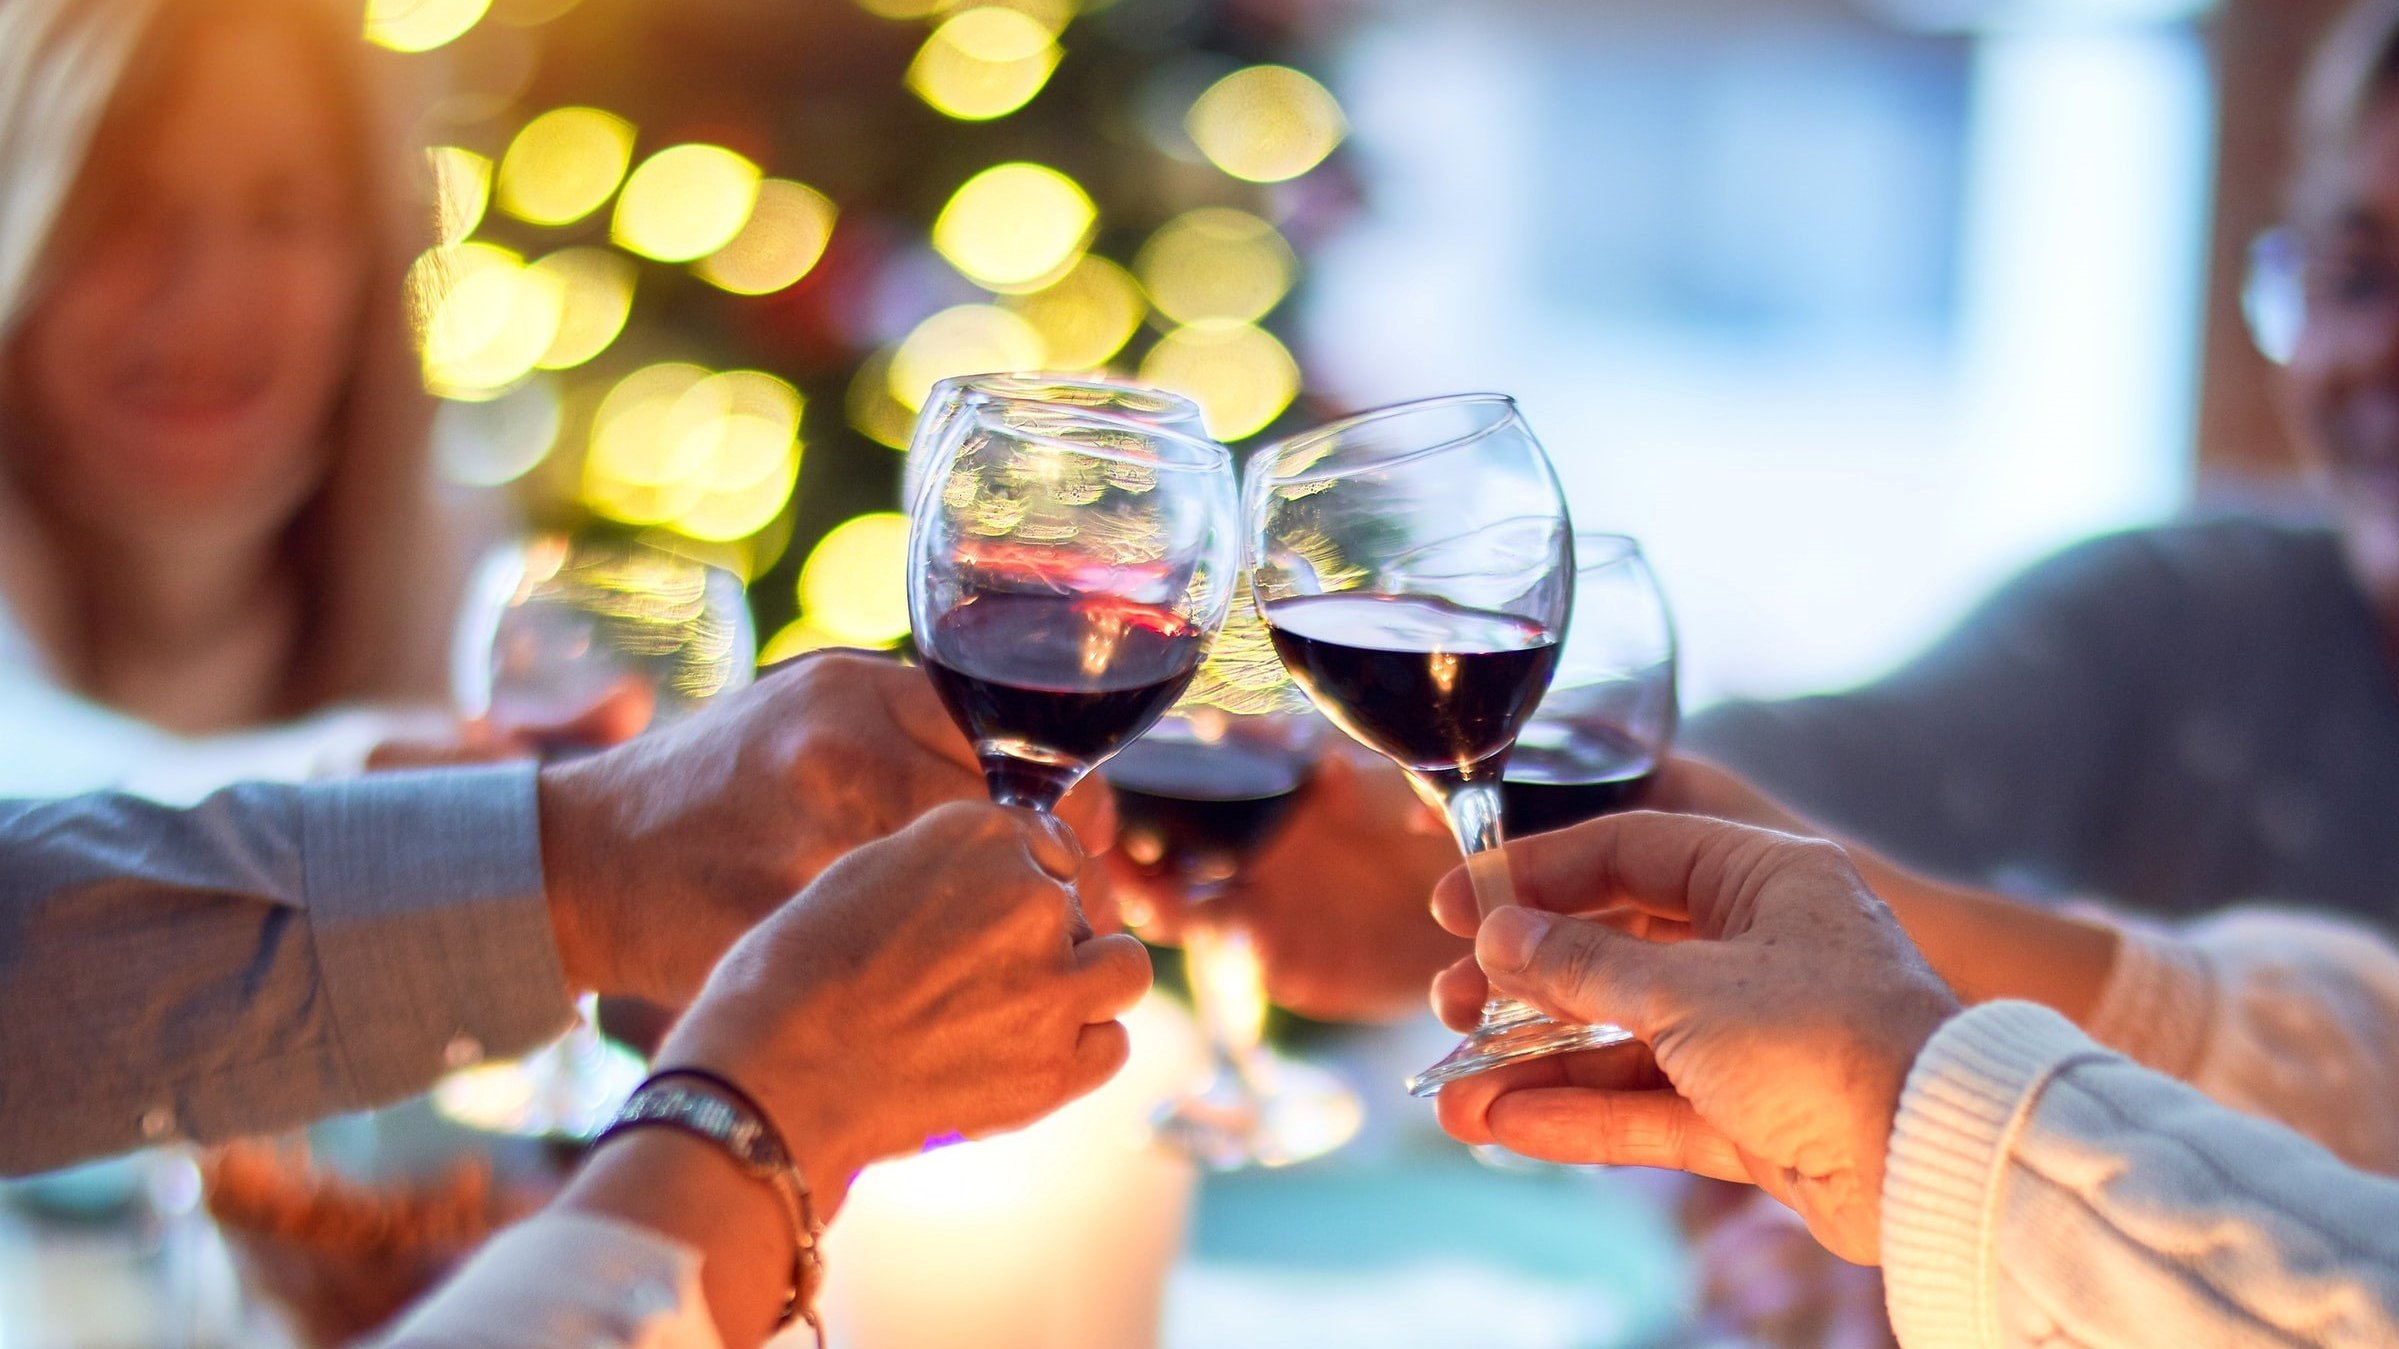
[2072,909,2215,1078]
[1882,1001,2103,1349]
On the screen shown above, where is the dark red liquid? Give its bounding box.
[1263,593,1559,781]
[923,593,1205,807]
[1501,724,1658,835]
[1105,737,1312,886]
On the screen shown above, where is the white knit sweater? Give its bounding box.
[1884,1000,2399,1348]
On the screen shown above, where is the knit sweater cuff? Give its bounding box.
[2073,910,2215,1078]
[1882,1001,2102,1349]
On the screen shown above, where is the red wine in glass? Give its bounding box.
[1499,724,1659,836]
[1105,736,1314,886]
[922,592,1206,809]
[1260,593,1559,783]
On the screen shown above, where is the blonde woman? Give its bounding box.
[0,0,486,800]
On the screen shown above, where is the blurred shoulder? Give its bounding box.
[2005,514,2345,617]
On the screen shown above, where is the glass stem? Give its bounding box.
[1434,776,1545,1031]
[1185,898,1271,1090]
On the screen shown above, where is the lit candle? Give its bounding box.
[811,993,1206,1349]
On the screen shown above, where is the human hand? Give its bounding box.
[531,651,1114,1005]
[653,802,1153,1210]
[363,683,656,772]
[1426,812,1960,1264]
[1107,746,1464,1023]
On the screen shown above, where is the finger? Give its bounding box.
[1430,956,1488,1032]
[1433,1054,1574,1145]
[497,679,657,752]
[1021,811,1084,883]
[1054,776,1118,856]
[1477,908,1702,1036]
[1067,1019,1133,1096]
[1066,933,1153,1020]
[1487,1088,1752,1183]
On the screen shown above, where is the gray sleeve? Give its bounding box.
[0,765,573,1174]
[1684,534,2166,892]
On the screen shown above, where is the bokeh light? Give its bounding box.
[527,248,636,370]
[613,144,763,264]
[429,147,491,246]
[847,350,917,450]
[433,374,563,486]
[1135,207,1294,326]
[800,512,914,647]
[759,618,847,665]
[854,0,943,17]
[887,305,1047,411]
[695,179,839,296]
[1002,255,1144,371]
[496,107,636,227]
[1185,65,1346,183]
[931,162,1096,291]
[907,8,1062,122]
[366,0,491,52]
[1139,321,1299,440]
[583,366,805,540]
[417,242,565,401]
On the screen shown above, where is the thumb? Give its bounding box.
[1477,907,1688,1036]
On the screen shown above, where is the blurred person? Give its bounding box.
[1680,0,2399,924]
[0,653,1121,1173]
[1428,812,2399,1348]
[0,0,495,800]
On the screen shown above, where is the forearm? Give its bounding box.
[557,1132,799,1349]
[1885,1002,2399,1349]
[1861,860,2118,1025]
[0,768,572,1173]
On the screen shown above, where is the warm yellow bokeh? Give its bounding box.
[496,107,636,227]
[1139,321,1300,440]
[1002,255,1144,371]
[585,366,805,540]
[887,305,1047,412]
[429,147,491,246]
[1135,207,1295,326]
[854,0,943,17]
[799,512,914,647]
[613,144,764,264]
[366,0,491,52]
[759,617,847,665]
[847,350,917,451]
[696,179,839,296]
[931,162,1096,291]
[907,8,1062,122]
[1186,65,1346,184]
[528,248,636,370]
[418,242,566,401]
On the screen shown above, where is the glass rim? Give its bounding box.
[1573,531,1646,573]
[1254,392,1527,487]
[931,371,1204,422]
[963,399,1232,473]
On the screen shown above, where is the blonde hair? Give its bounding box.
[0,0,460,715]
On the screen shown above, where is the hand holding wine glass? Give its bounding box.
[1246,393,1632,1097]
[908,399,1241,814]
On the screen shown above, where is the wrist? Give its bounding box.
[565,1128,797,1346]
[537,759,617,996]
[650,1049,868,1216]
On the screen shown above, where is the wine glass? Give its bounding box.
[901,373,1208,514]
[1245,393,1633,1098]
[909,401,1241,813]
[1501,534,1679,836]
[435,533,756,1140]
[1107,707,1364,1169]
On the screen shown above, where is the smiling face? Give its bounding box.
[8,12,366,551]
[2286,91,2399,613]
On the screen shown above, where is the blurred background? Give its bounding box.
[0,0,2372,1343]
[389,0,2331,710]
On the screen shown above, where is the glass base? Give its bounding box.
[1405,996,1635,1098]
[1153,1053,1363,1171]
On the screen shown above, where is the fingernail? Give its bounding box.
[1479,908,1550,974]
[1026,813,1082,881]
